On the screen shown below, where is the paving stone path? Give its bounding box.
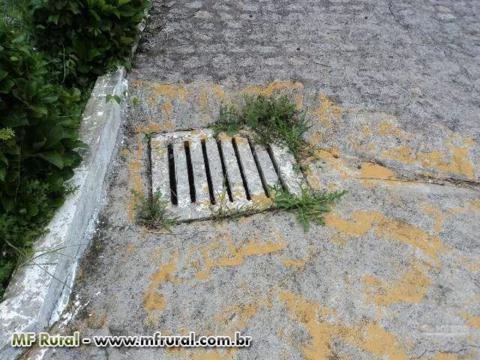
[29,1,480,359]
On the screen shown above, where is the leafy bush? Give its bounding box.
[0,23,84,297]
[0,0,147,298]
[32,0,146,87]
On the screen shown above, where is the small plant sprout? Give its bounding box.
[106,94,122,104]
[270,185,346,232]
[134,190,177,231]
[212,104,242,136]
[131,96,140,106]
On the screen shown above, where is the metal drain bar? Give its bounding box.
[151,129,304,221]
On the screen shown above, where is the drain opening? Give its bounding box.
[167,143,178,205]
[151,129,305,221]
[201,139,216,205]
[266,144,286,191]
[146,136,154,204]
[184,141,196,203]
[232,137,251,200]
[216,139,233,202]
[247,137,270,197]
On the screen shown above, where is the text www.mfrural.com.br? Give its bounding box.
[11,331,252,348]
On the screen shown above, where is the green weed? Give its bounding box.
[211,104,242,136]
[134,191,177,231]
[213,95,310,159]
[271,186,346,232]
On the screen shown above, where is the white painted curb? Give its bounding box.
[0,68,127,359]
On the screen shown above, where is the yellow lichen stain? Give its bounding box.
[127,135,145,221]
[280,290,408,360]
[194,232,286,281]
[251,194,273,209]
[325,211,447,263]
[360,162,397,187]
[311,94,343,129]
[363,262,431,305]
[217,132,231,143]
[212,84,227,102]
[135,120,175,134]
[354,322,407,360]
[377,119,412,140]
[149,83,188,102]
[281,258,307,269]
[241,81,304,98]
[279,290,334,359]
[360,162,396,180]
[143,291,166,312]
[143,253,179,312]
[382,137,475,179]
[374,215,447,264]
[461,313,480,329]
[324,211,377,237]
[137,82,189,125]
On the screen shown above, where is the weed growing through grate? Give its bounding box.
[270,186,346,232]
[213,96,310,160]
[134,190,177,230]
[212,104,243,136]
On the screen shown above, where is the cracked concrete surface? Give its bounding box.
[26,0,480,359]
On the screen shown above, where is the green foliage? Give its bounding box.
[31,0,147,87]
[0,24,83,209]
[0,0,146,298]
[213,96,310,159]
[212,104,242,136]
[0,23,85,296]
[271,186,346,231]
[134,191,177,231]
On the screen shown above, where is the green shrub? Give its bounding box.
[0,0,147,299]
[0,24,84,296]
[31,0,147,87]
[0,25,83,209]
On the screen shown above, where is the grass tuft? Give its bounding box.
[271,186,346,232]
[211,104,242,136]
[134,191,177,231]
[213,95,310,159]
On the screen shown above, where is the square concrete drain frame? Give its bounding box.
[150,128,305,221]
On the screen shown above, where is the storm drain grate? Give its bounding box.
[150,129,305,221]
